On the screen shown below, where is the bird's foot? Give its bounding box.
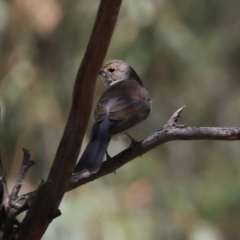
[125,133,139,148]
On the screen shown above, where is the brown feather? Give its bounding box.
[94,79,151,135]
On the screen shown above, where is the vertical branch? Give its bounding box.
[17,1,122,239]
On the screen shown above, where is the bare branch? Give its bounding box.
[0,149,35,239]
[17,0,122,239]
[68,107,240,190]
[163,106,185,128]
[10,106,240,221]
[9,149,35,203]
[0,107,19,240]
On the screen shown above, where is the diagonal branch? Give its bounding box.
[0,149,35,239]
[16,0,122,239]
[8,106,240,219]
[68,106,240,190]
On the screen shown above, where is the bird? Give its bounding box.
[74,60,152,174]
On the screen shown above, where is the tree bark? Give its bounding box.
[16,0,122,239]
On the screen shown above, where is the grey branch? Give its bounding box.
[9,149,35,203]
[5,106,240,231]
[0,149,35,239]
[68,106,240,190]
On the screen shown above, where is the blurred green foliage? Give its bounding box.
[1,0,240,239]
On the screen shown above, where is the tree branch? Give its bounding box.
[16,0,122,239]
[7,106,240,225]
[9,149,35,204]
[68,106,240,190]
[0,106,10,238]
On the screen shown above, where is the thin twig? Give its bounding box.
[0,149,35,239]
[163,106,185,128]
[9,149,35,203]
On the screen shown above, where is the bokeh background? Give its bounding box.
[1,0,240,239]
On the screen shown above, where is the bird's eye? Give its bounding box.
[108,68,115,73]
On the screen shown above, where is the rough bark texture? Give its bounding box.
[15,0,122,239]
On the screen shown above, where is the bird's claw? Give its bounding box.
[125,133,139,147]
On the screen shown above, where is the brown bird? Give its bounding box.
[74,60,152,174]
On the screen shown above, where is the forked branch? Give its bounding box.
[68,106,240,190]
[2,106,240,239]
[9,149,35,203]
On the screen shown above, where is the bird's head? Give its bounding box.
[99,60,143,87]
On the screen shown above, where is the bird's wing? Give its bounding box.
[94,98,108,122]
[108,97,151,135]
[95,97,151,136]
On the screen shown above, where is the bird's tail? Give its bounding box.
[74,120,111,174]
